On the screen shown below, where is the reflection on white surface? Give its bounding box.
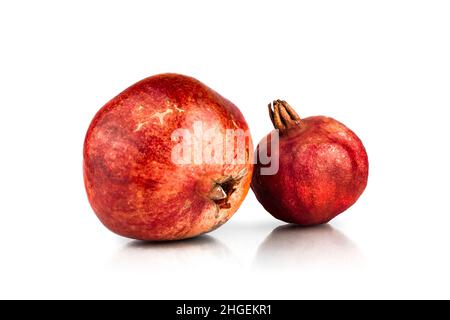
[254,224,364,270]
[111,235,238,271]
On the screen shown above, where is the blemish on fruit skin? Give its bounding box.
[174,104,184,112]
[133,107,176,131]
[165,98,185,113]
[151,109,173,125]
[183,199,191,209]
[134,122,146,132]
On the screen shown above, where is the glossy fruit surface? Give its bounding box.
[84,74,253,240]
[251,100,368,225]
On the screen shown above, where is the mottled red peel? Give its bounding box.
[83,74,253,240]
[252,100,368,226]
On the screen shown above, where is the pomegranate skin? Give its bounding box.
[252,113,368,225]
[84,74,253,240]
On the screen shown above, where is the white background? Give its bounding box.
[1,0,449,299]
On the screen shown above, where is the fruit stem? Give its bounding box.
[268,100,303,133]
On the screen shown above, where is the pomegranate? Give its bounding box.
[83,74,253,240]
[252,100,368,225]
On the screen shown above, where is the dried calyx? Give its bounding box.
[268,100,303,134]
[209,168,248,209]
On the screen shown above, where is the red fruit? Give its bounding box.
[83,74,253,241]
[251,100,368,225]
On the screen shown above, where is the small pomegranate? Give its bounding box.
[84,74,253,241]
[252,100,368,225]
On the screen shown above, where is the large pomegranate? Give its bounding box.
[252,100,368,225]
[83,74,253,240]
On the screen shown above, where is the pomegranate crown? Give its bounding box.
[268,99,303,133]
